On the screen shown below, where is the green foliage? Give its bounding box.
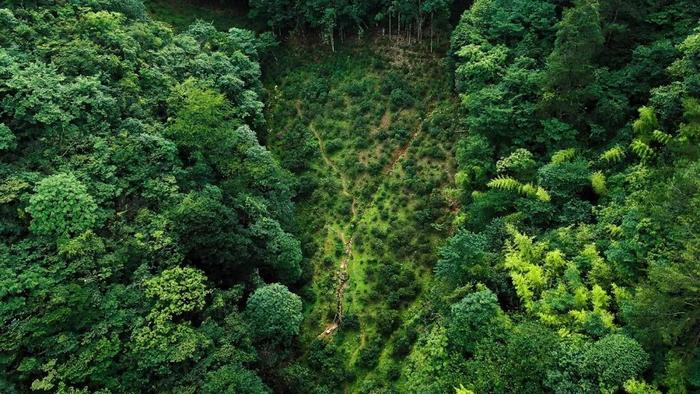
[144,266,209,318]
[466,322,559,393]
[504,226,616,332]
[263,30,458,388]
[487,176,522,193]
[367,260,420,308]
[245,283,302,344]
[624,379,662,394]
[550,148,576,165]
[435,230,490,285]
[27,173,98,238]
[0,123,16,151]
[455,384,474,394]
[600,145,626,163]
[202,364,270,394]
[250,217,303,284]
[633,106,661,137]
[542,0,603,122]
[621,161,700,351]
[586,334,649,390]
[133,267,211,367]
[455,133,494,192]
[487,175,551,202]
[496,148,536,176]
[3,0,700,391]
[403,325,462,393]
[442,0,700,391]
[0,3,296,391]
[591,171,607,195]
[392,87,414,108]
[631,139,655,160]
[248,0,454,50]
[679,97,700,142]
[448,289,507,354]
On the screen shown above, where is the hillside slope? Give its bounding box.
[264,40,460,389]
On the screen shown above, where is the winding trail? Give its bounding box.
[304,103,436,340]
[309,125,358,218]
[296,100,357,217]
[334,232,354,321]
[385,125,421,174]
[296,100,359,338]
[317,230,354,339]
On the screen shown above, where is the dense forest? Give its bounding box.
[0,0,699,392]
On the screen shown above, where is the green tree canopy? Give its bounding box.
[27,173,98,238]
[245,283,303,344]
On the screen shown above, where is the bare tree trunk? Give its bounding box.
[331,31,335,52]
[430,12,433,52]
[417,0,422,41]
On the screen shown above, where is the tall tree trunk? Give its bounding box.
[417,0,422,41]
[430,12,433,52]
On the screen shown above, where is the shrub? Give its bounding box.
[376,308,400,336]
[357,337,383,369]
[390,88,415,110]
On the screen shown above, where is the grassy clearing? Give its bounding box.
[265,39,460,389]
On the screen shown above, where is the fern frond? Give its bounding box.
[591,285,610,311]
[652,129,672,144]
[633,106,659,136]
[600,145,626,163]
[487,176,522,192]
[551,148,576,164]
[590,171,607,195]
[519,182,537,197]
[605,224,622,237]
[455,385,475,394]
[535,187,551,202]
[488,177,550,202]
[630,139,654,160]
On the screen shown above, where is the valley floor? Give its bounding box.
[147,2,461,389]
[264,39,460,388]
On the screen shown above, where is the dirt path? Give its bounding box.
[385,124,421,174]
[296,100,359,338]
[311,140,356,337]
[310,126,352,196]
[318,231,354,338]
[298,100,358,218]
[301,100,441,340]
